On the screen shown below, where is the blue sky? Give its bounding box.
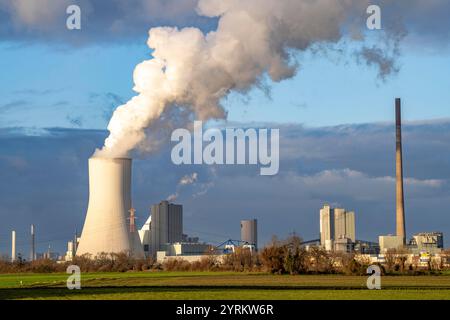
[1,41,449,129]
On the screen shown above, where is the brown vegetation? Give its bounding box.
[1,237,448,275]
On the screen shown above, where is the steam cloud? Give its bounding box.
[95,0,404,158]
[167,172,198,201]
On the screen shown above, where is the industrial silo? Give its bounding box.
[76,157,144,257]
[241,219,257,250]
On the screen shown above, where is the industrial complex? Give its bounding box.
[4,99,447,267]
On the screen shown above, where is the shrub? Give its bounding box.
[222,247,258,272]
[259,244,287,274]
[162,258,191,271]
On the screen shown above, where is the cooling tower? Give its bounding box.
[76,157,144,257]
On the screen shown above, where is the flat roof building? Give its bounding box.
[320,205,356,251]
[150,201,183,256]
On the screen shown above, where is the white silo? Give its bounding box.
[241,219,257,250]
[76,157,144,257]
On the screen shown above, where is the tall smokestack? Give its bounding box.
[76,157,144,257]
[395,98,406,245]
[11,230,16,262]
[30,224,35,261]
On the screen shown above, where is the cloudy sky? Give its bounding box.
[0,0,449,255]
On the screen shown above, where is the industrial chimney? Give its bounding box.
[395,98,406,245]
[11,230,16,262]
[30,224,35,261]
[76,157,144,257]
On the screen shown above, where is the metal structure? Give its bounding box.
[216,239,253,254]
[76,157,144,257]
[128,208,137,233]
[395,98,406,245]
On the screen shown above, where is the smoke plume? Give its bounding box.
[167,172,198,201]
[95,0,403,158]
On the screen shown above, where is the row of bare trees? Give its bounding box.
[1,237,449,274]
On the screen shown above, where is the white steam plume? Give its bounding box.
[95,0,399,158]
[167,172,199,201]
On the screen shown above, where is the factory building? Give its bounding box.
[138,200,210,260]
[65,241,75,261]
[138,216,152,255]
[409,232,444,254]
[379,235,404,252]
[240,219,258,250]
[156,242,213,263]
[320,205,356,251]
[150,201,183,255]
[320,205,334,250]
[344,211,355,242]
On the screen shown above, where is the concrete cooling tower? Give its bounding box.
[76,157,144,257]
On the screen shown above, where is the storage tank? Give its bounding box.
[240,219,257,250]
[76,157,144,257]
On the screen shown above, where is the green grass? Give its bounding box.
[1,272,450,300]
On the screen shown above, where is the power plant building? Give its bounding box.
[320,205,356,251]
[409,232,444,254]
[138,216,152,255]
[334,209,347,240]
[345,211,355,242]
[320,205,334,248]
[379,235,404,252]
[150,201,183,256]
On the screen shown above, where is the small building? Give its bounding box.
[163,242,211,256]
[334,237,354,253]
[65,241,75,261]
[156,242,215,263]
[379,235,404,252]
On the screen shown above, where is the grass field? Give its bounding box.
[1,272,450,300]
